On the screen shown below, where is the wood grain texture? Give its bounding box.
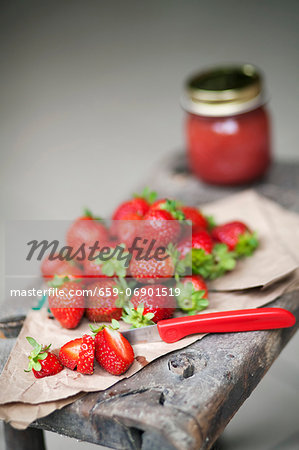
[1,159,299,450]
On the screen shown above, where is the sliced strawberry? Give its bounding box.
[91,322,134,376]
[77,335,95,375]
[59,338,82,370]
[25,337,63,379]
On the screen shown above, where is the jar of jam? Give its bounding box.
[182,64,271,185]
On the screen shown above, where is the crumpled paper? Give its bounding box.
[1,190,299,429]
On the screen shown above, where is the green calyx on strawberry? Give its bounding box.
[192,244,236,280]
[24,337,51,373]
[89,318,120,335]
[211,221,258,257]
[167,243,192,281]
[176,276,209,315]
[122,303,155,328]
[25,337,63,378]
[191,249,214,279]
[48,274,82,288]
[133,186,157,205]
[235,231,258,257]
[82,208,103,222]
[159,199,186,220]
[94,244,130,278]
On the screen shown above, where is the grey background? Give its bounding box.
[0,1,298,449]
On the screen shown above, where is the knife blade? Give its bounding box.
[121,307,296,344]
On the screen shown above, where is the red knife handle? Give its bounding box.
[157,308,296,343]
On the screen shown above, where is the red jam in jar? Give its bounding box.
[182,65,271,185]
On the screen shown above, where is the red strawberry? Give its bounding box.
[48,276,85,329]
[82,257,106,284]
[177,229,213,259]
[143,209,181,246]
[113,212,143,247]
[66,209,109,252]
[111,187,157,221]
[211,221,258,256]
[91,321,134,375]
[177,230,236,279]
[176,275,209,315]
[25,337,63,378]
[123,284,176,326]
[180,206,208,230]
[41,254,83,280]
[112,198,149,221]
[129,245,178,283]
[59,338,82,369]
[59,335,95,374]
[85,278,126,322]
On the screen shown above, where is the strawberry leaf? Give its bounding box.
[134,187,157,204]
[236,231,258,257]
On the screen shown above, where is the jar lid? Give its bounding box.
[181,64,266,117]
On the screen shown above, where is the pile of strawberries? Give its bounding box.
[29,188,258,379]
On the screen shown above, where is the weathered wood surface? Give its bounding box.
[32,292,299,450]
[1,159,299,450]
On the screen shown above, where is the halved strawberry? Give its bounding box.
[25,337,63,378]
[59,338,82,370]
[59,335,95,374]
[91,321,134,376]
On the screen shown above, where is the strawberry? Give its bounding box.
[83,243,129,283]
[122,284,176,326]
[66,209,109,252]
[59,335,95,374]
[150,199,185,220]
[211,221,258,256]
[25,337,63,378]
[59,338,82,369]
[129,243,189,283]
[129,247,175,283]
[176,275,209,315]
[112,187,157,221]
[180,206,208,230]
[48,275,85,329]
[91,320,134,375]
[143,209,181,246]
[113,212,143,248]
[41,254,83,280]
[178,230,236,280]
[85,278,128,322]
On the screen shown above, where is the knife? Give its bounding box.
[121,308,296,344]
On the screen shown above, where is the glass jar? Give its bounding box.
[182,64,271,185]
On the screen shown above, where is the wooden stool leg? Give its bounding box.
[4,423,46,450]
